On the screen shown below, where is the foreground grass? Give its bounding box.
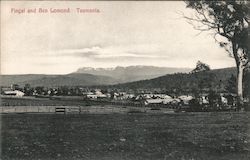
[1,97,89,106]
[1,112,250,160]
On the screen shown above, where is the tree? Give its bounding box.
[189,98,202,111]
[225,74,237,94]
[11,84,20,90]
[208,90,221,110]
[185,0,249,105]
[24,83,33,96]
[191,60,211,73]
[34,86,45,95]
[243,72,250,97]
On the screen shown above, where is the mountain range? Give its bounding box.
[75,66,191,83]
[2,66,249,95]
[0,66,191,87]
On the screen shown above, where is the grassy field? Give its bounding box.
[1,112,250,160]
[0,97,90,106]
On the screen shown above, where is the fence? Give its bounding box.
[0,106,59,113]
[0,104,175,114]
[90,99,180,109]
[0,105,141,114]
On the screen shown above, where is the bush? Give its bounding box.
[189,99,202,111]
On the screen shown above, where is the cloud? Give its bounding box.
[45,46,101,57]
[41,44,168,60]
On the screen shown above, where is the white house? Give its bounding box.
[144,94,174,105]
[199,94,209,105]
[114,92,135,100]
[86,94,98,99]
[145,99,163,105]
[3,90,25,97]
[178,95,194,105]
[85,90,107,99]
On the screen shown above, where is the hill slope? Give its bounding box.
[1,66,192,87]
[109,67,250,94]
[0,73,117,87]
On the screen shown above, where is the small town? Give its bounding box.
[1,75,249,112]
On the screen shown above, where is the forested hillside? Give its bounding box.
[109,67,250,96]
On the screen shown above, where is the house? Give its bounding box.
[114,92,135,100]
[136,94,172,100]
[178,95,194,105]
[3,90,25,97]
[199,94,209,105]
[83,92,96,99]
[84,90,107,99]
[86,94,98,99]
[144,94,174,105]
[145,99,163,105]
[221,96,228,104]
[162,98,174,104]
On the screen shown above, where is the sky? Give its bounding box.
[1,1,235,75]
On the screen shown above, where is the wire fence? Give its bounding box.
[0,104,176,114]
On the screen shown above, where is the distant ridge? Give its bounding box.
[0,66,191,87]
[75,65,192,83]
[1,67,243,91]
[0,73,117,87]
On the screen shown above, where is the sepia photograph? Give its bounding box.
[0,0,250,159]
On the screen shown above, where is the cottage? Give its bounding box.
[145,99,163,105]
[178,95,194,105]
[221,96,228,104]
[3,90,25,97]
[86,94,98,99]
[115,92,135,100]
[85,90,107,99]
[199,94,209,105]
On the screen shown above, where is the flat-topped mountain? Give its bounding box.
[75,66,191,83]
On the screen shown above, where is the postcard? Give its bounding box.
[1,1,249,160]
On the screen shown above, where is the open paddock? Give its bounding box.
[1,112,250,160]
[0,96,90,106]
